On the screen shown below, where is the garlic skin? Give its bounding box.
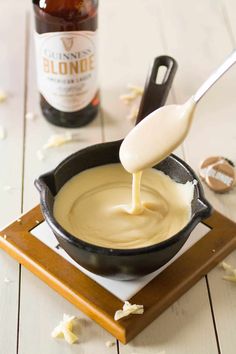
[120,84,144,121]
[221,261,236,283]
[26,112,37,120]
[105,340,115,348]
[43,132,73,149]
[114,301,144,321]
[51,314,78,344]
[36,149,45,161]
[0,90,7,103]
[0,126,6,140]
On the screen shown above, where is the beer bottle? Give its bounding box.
[32,0,99,128]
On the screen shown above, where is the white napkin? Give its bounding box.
[31,222,210,301]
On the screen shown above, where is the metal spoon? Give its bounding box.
[120,50,236,173]
[194,49,236,102]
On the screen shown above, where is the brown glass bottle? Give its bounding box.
[33,0,99,128]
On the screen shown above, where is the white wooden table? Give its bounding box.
[0,1,236,353]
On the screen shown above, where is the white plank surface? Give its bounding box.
[156,0,235,216]
[218,0,236,223]
[0,3,27,353]
[0,250,19,354]
[19,269,117,354]
[205,1,236,354]
[156,1,236,353]
[119,282,217,354]
[0,0,236,353]
[0,3,25,227]
[99,0,184,153]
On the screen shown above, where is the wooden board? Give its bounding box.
[0,206,235,344]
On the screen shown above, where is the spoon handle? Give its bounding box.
[193,50,236,103]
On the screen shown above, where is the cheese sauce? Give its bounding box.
[54,164,194,249]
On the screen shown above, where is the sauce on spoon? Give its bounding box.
[120,97,196,174]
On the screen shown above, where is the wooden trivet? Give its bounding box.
[0,205,236,344]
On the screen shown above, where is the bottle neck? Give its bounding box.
[33,0,98,12]
[33,0,98,33]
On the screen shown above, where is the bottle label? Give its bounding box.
[35,31,97,112]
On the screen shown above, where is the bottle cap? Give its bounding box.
[199,156,235,193]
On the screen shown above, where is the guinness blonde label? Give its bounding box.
[35,31,97,112]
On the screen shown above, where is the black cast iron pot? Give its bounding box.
[35,56,212,280]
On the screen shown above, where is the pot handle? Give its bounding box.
[135,55,178,125]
